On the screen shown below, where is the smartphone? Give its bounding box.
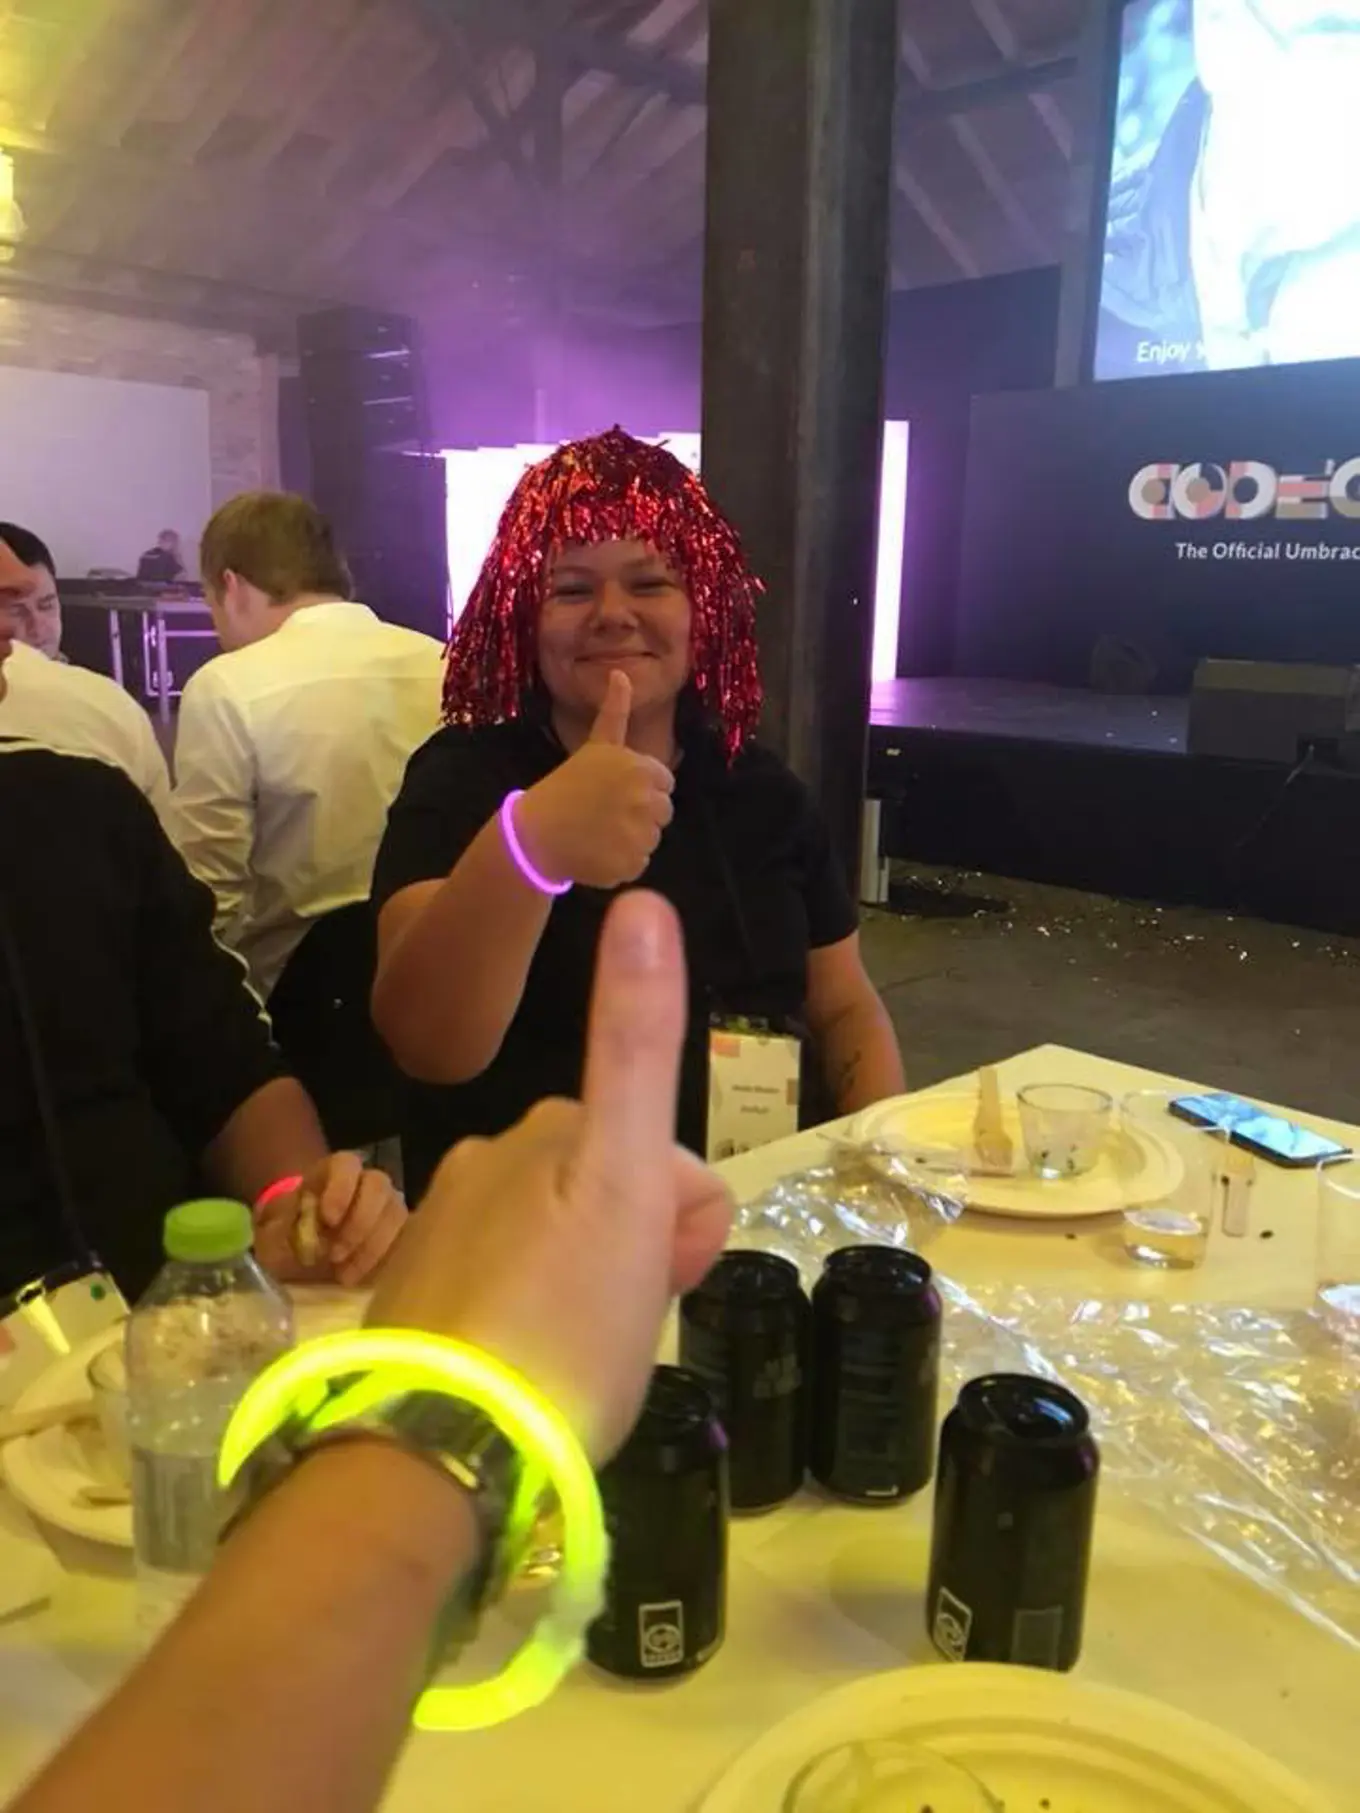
[1169,1091,1351,1169]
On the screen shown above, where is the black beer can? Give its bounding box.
[927,1373,1099,1672]
[810,1245,941,1502]
[587,1366,728,1680]
[679,1251,810,1511]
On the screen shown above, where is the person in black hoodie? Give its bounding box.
[0,579,406,1300]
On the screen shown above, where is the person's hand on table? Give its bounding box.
[254,1155,408,1290]
[366,888,733,1462]
[514,670,675,891]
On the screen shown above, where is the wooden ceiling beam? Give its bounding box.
[310,36,444,194]
[72,0,278,258]
[420,11,533,184]
[962,0,1075,155]
[949,113,1052,259]
[436,1,1073,129]
[892,158,981,280]
[243,0,383,172]
[25,0,129,133]
[564,0,705,176]
[432,0,705,103]
[165,0,279,165]
[95,0,216,148]
[899,22,1048,262]
[304,94,476,271]
[30,0,211,240]
[901,51,1078,130]
[0,112,488,273]
[300,7,540,277]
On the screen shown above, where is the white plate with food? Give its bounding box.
[0,1287,368,1548]
[700,1664,1334,1813]
[0,1323,131,1547]
[848,1092,1183,1221]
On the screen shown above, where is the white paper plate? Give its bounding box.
[849,1093,1183,1220]
[700,1664,1334,1813]
[0,1287,368,1549]
[0,1324,130,1547]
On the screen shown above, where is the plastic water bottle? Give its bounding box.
[126,1199,294,1634]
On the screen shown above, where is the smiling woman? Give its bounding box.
[536,540,692,755]
[370,428,904,1199]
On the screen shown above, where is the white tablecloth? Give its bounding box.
[1,1046,1356,1809]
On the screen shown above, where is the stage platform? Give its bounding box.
[866,677,1360,935]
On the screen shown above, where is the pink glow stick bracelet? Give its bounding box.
[500,790,572,897]
[254,1174,304,1213]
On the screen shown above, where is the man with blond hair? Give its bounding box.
[171,491,445,1000]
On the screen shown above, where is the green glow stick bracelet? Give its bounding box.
[217,1329,609,1731]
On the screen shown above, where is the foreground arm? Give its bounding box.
[11,1441,478,1813]
[9,892,729,1813]
[807,932,905,1113]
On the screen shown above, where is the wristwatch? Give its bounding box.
[229,1389,531,1655]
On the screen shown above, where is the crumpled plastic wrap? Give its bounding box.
[729,1140,966,1266]
[732,1157,1360,1652]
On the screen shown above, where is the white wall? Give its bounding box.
[0,293,278,545]
[0,365,213,576]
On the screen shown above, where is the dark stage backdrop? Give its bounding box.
[889,268,1061,677]
[954,359,1360,689]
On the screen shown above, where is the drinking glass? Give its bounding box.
[86,1341,130,1486]
[1317,1161,1360,1350]
[1119,1091,1226,1270]
[1016,1084,1112,1180]
[783,1739,1000,1813]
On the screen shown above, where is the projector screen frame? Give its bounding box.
[1071,0,1137,389]
[1080,0,1360,385]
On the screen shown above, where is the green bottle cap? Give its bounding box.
[163,1199,255,1264]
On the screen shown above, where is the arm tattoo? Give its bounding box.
[832,1046,864,1106]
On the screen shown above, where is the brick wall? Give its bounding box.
[0,295,279,503]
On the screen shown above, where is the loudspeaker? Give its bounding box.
[323,452,448,643]
[297,307,415,358]
[299,306,426,469]
[1187,660,1360,764]
[297,308,445,642]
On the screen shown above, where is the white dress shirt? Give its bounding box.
[0,640,171,824]
[170,600,445,998]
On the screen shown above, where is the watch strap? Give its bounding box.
[227,1390,531,1650]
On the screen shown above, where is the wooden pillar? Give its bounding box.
[701,0,897,880]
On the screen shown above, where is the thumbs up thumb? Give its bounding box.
[589,668,633,746]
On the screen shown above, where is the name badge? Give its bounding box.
[0,1270,128,1409]
[706,1021,801,1162]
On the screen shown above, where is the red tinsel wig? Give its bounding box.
[442,426,764,758]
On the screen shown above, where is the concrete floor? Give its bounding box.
[862,864,1360,1124]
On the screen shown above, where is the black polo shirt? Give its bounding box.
[0,745,285,1298]
[372,719,858,1199]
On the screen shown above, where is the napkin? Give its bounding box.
[0,1495,58,1620]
